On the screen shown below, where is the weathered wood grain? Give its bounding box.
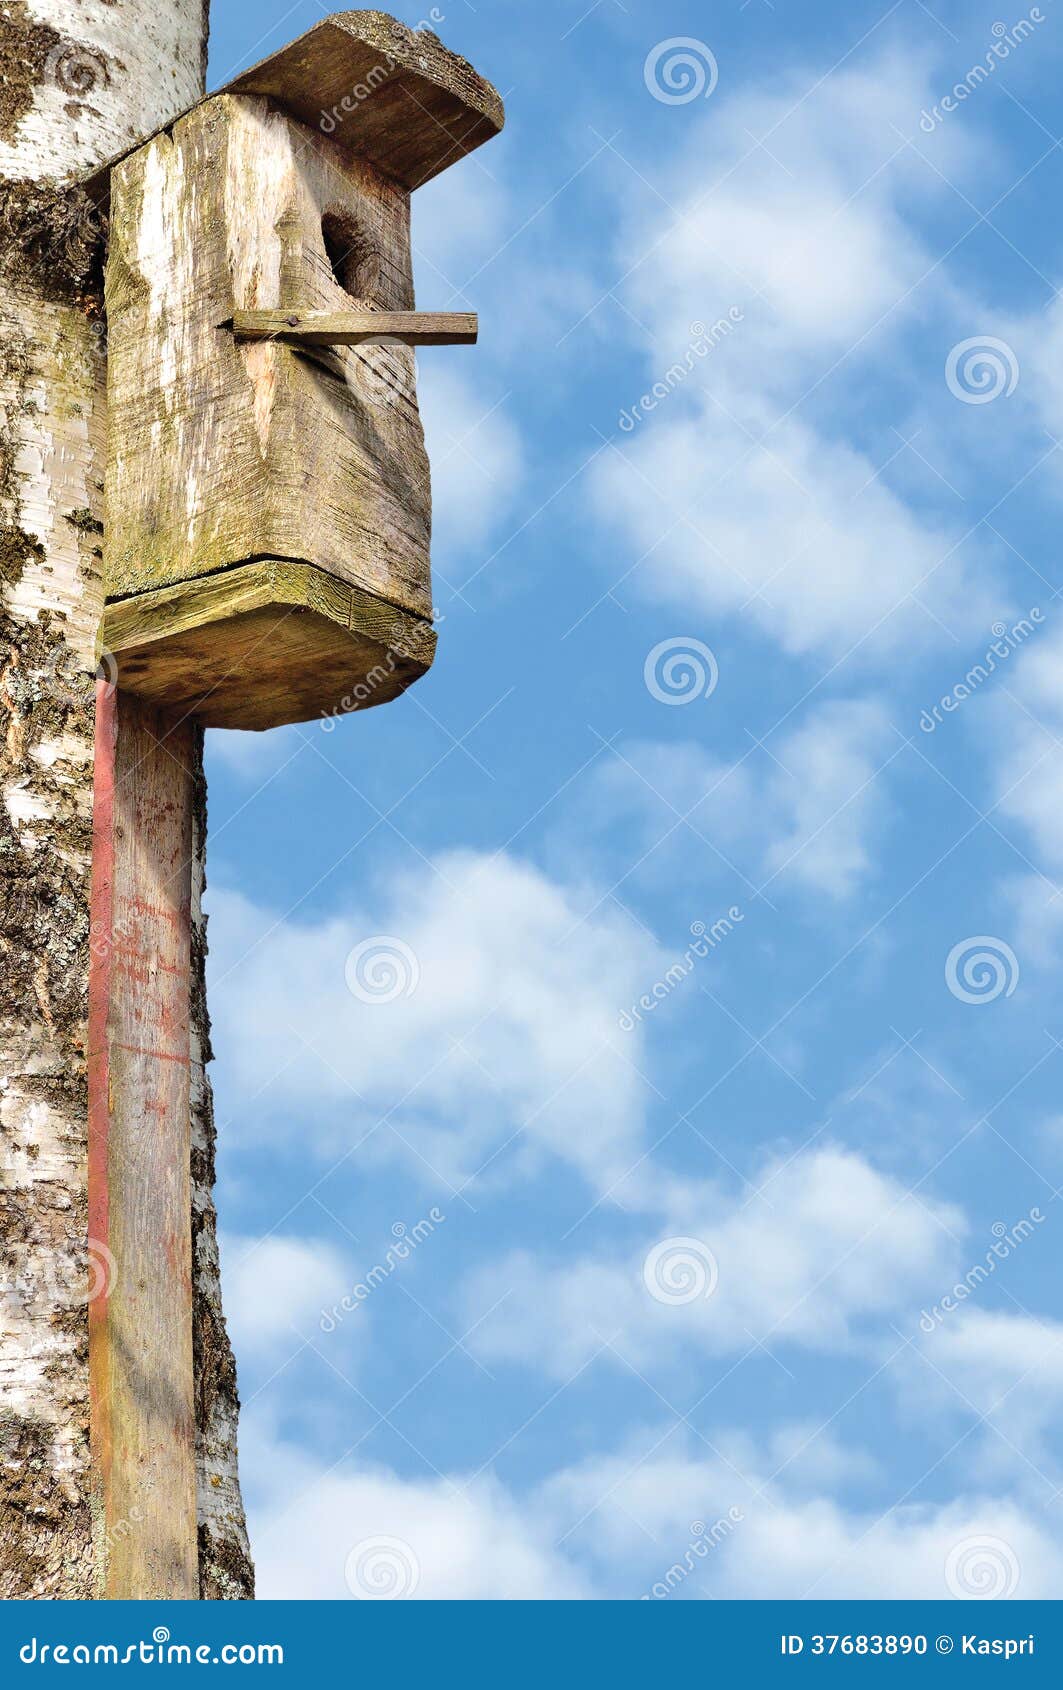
[88,689,198,1600]
[230,309,478,346]
[102,560,435,730]
[105,95,435,622]
[83,10,505,205]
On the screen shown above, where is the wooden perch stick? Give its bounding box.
[228,309,478,346]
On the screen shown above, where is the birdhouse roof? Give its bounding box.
[84,9,504,203]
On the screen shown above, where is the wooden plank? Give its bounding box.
[88,688,198,1599]
[229,309,477,346]
[103,559,435,730]
[82,10,505,207]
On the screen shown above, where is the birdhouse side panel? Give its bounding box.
[105,96,433,621]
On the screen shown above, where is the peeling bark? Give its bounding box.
[0,0,251,1599]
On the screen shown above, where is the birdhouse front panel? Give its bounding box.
[105,92,432,620]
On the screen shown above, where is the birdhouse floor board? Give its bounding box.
[102,559,435,731]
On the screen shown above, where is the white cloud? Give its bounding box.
[586,50,1003,664]
[560,1442,1063,1598]
[207,849,668,1193]
[245,1416,1063,1600]
[903,1307,1063,1481]
[206,725,304,783]
[589,699,895,900]
[460,1145,963,1376]
[244,1421,589,1600]
[591,395,994,665]
[221,1233,353,1360]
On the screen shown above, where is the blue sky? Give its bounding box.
[201,0,1063,1598]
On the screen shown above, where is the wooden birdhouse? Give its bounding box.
[87,11,504,730]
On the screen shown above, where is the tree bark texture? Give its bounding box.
[0,0,252,1598]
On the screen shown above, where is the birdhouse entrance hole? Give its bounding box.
[321,209,380,302]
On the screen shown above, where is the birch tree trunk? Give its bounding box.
[0,0,252,1597]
